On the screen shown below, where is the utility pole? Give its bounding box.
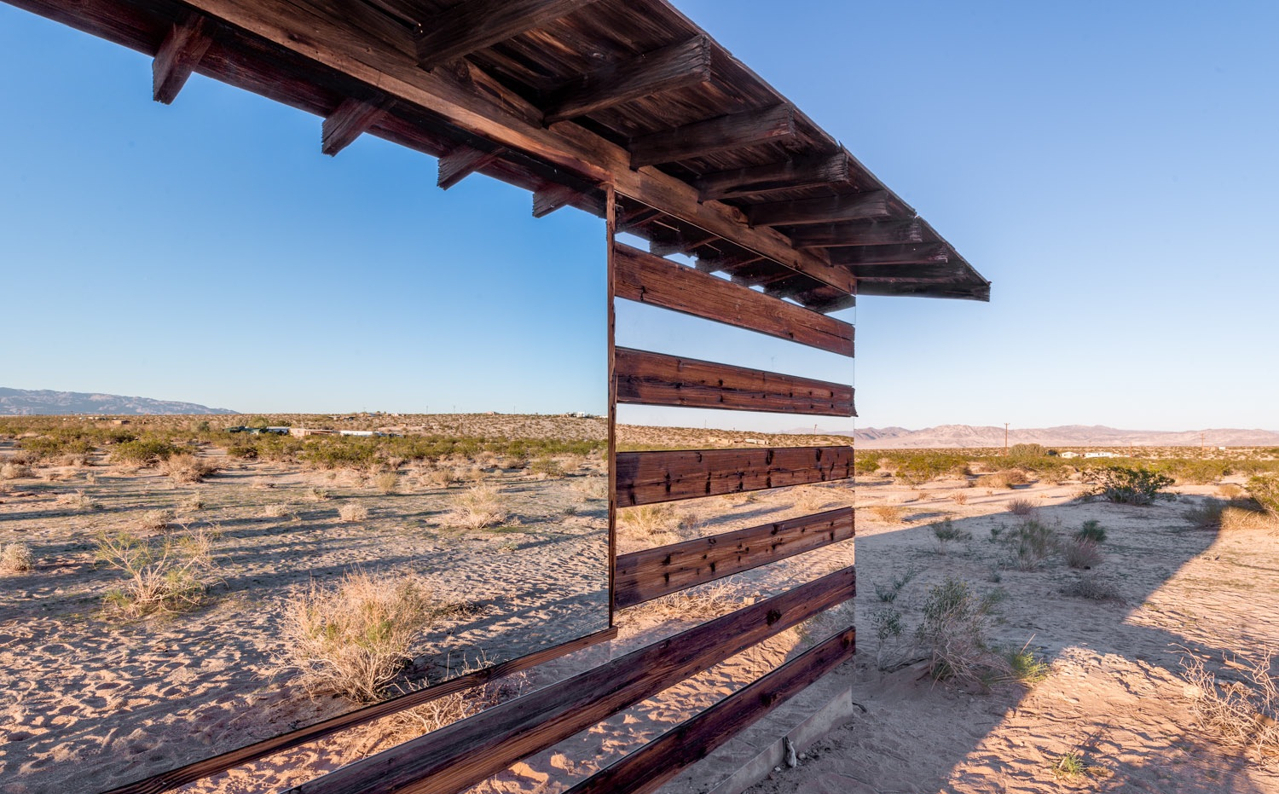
[1201,432,1206,453]
[1004,422,1010,455]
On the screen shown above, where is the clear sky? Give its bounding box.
[1,2,1276,432]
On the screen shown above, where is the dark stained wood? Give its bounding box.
[749,191,892,227]
[543,36,711,124]
[630,105,796,168]
[290,568,857,794]
[788,219,926,249]
[829,243,949,266]
[612,243,854,357]
[564,626,857,794]
[614,348,854,417]
[532,181,582,217]
[614,507,854,608]
[414,0,602,71]
[322,97,392,156]
[606,185,618,628]
[616,446,853,507]
[105,627,619,794]
[437,144,508,189]
[152,13,211,104]
[648,231,718,257]
[696,153,850,201]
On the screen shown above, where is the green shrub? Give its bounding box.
[110,440,183,466]
[1249,475,1279,516]
[916,578,1008,686]
[1006,518,1057,570]
[1085,466,1174,505]
[1075,519,1106,543]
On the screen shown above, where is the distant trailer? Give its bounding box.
[1084,452,1116,458]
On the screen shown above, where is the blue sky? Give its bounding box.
[1,2,1276,432]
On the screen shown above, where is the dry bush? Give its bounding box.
[421,467,456,489]
[95,528,218,618]
[305,487,331,502]
[1062,537,1103,569]
[276,569,445,702]
[1063,574,1124,602]
[1222,506,1279,532]
[631,579,743,623]
[264,503,297,519]
[387,666,530,738]
[1181,647,1279,762]
[180,493,205,512]
[618,504,677,537]
[570,476,607,501]
[866,504,906,524]
[373,472,399,495]
[794,485,835,514]
[448,484,508,529]
[1,462,34,480]
[951,492,969,506]
[528,457,564,479]
[139,509,175,532]
[1005,519,1057,571]
[56,489,101,511]
[160,453,218,484]
[916,577,1010,688]
[338,502,370,523]
[1,542,32,573]
[980,469,1032,489]
[933,519,972,546]
[1219,484,1245,500]
[1007,498,1037,517]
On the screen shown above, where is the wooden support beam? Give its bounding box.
[648,232,718,257]
[613,243,854,356]
[291,568,857,794]
[614,507,854,608]
[748,191,892,227]
[629,105,796,168]
[805,294,858,314]
[616,446,853,507]
[828,243,949,266]
[564,626,857,794]
[437,144,508,189]
[849,263,959,279]
[531,182,582,217]
[544,36,711,124]
[788,219,926,249]
[696,153,851,201]
[414,0,602,71]
[321,97,392,156]
[615,348,854,416]
[152,14,212,104]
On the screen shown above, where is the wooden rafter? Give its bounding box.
[531,182,581,217]
[437,144,508,189]
[748,191,891,227]
[629,105,797,168]
[788,219,926,249]
[414,0,602,71]
[152,13,212,104]
[696,152,850,201]
[321,97,393,156]
[543,36,711,124]
[828,243,949,266]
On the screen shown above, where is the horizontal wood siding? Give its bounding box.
[564,626,857,794]
[614,507,854,608]
[612,243,854,357]
[614,348,854,417]
[292,567,856,794]
[616,446,853,507]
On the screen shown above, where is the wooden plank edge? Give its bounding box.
[616,446,854,507]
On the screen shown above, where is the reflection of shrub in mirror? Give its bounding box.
[95,528,219,618]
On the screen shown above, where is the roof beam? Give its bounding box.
[649,232,719,257]
[543,36,711,124]
[321,97,392,156]
[630,105,796,168]
[532,182,580,217]
[437,144,508,189]
[696,153,850,201]
[827,243,949,266]
[152,14,212,103]
[849,264,958,279]
[788,219,925,249]
[748,191,891,227]
[415,0,602,71]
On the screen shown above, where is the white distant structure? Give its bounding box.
[1059,451,1080,459]
[1084,452,1116,459]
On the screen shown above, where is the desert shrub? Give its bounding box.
[916,578,1009,687]
[388,664,529,738]
[528,457,564,478]
[633,579,742,622]
[1006,519,1056,570]
[95,528,218,618]
[306,487,331,502]
[1221,506,1279,532]
[1075,519,1107,543]
[618,504,676,537]
[1184,498,1228,529]
[160,453,218,484]
[1164,458,1232,485]
[0,462,34,480]
[421,467,456,489]
[874,566,919,603]
[19,434,96,460]
[933,519,972,546]
[57,489,101,511]
[1063,574,1124,602]
[951,492,969,505]
[0,542,32,573]
[1007,498,1036,516]
[264,503,297,519]
[854,454,882,476]
[139,509,175,532]
[1218,483,1245,499]
[338,503,370,523]
[570,476,608,501]
[110,439,183,466]
[1181,647,1279,761]
[448,484,507,529]
[866,504,905,524]
[277,570,446,702]
[1062,537,1103,569]
[1005,643,1051,684]
[891,452,969,486]
[1008,443,1046,458]
[373,472,399,494]
[1053,753,1086,779]
[978,469,1033,489]
[1249,475,1279,516]
[1085,466,1174,505]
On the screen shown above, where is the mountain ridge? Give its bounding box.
[0,387,236,416]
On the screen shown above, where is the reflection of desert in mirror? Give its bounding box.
[0,411,608,791]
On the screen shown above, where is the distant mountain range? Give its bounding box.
[0,388,236,416]
[809,424,1279,449]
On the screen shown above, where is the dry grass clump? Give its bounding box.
[618,504,677,537]
[1062,537,1103,569]
[1063,574,1124,602]
[56,489,101,511]
[570,475,608,501]
[264,503,297,519]
[1007,498,1037,516]
[386,664,530,739]
[1222,506,1279,532]
[916,577,1010,688]
[1218,483,1245,500]
[1005,519,1057,570]
[338,502,370,523]
[528,457,564,479]
[421,467,456,489]
[1,542,33,573]
[448,483,508,529]
[1,462,34,480]
[951,492,969,505]
[866,504,906,524]
[631,579,743,623]
[980,469,1032,489]
[94,528,218,618]
[373,472,399,494]
[305,487,331,502]
[160,453,218,484]
[139,509,175,532]
[277,569,445,702]
[1181,647,1279,762]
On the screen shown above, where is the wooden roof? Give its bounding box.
[11,0,991,306]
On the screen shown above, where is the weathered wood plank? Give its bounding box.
[788,219,926,249]
[564,626,857,794]
[289,567,857,794]
[544,36,711,124]
[629,105,796,168]
[748,191,892,228]
[614,507,854,609]
[614,348,854,417]
[531,181,582,217]
[696,153,850,201]
[437,144,507,189]
[414,0,602,71]
[105,627,619,794]
[616,446,853,507]
[152,13,212,103]
[612,243,854,357]
[829,243,950,266]
[322,97,391,156]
